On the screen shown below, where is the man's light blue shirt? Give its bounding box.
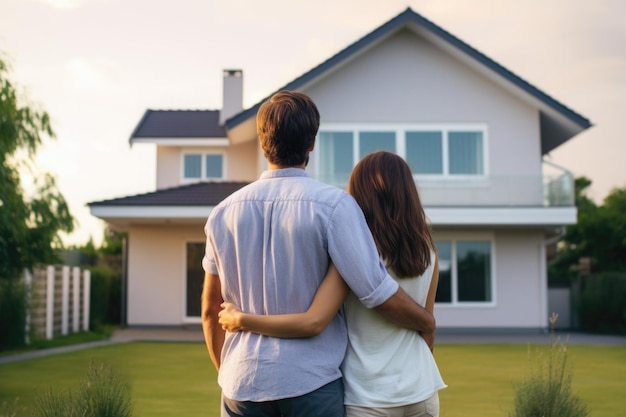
[203,168,398,402]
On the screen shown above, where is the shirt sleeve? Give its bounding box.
[327,194,398,309]
[202,218,219,275]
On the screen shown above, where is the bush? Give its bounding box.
[577,272,626,334]
[0,278,27,351]
[509,314,589,417]
[31,361,133,417]
[89,267,121,330]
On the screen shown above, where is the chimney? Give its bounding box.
[220,69,243,125]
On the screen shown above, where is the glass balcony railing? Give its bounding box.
[313,162,575,208]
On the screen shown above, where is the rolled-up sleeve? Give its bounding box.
[327,195,398,309]
[203,218,219,275]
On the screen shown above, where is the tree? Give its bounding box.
[0,54,74,281]
[549,177,626,280]
[1,54,74,349]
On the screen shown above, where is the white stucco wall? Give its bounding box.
[155,147,180,190]
[127,224,205,326]
[226,140,260,182]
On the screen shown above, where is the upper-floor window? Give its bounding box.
[316,125,486,185]
[435,238,494,305]
[183,153,224,181]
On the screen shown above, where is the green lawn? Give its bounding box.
[0,341,624,417]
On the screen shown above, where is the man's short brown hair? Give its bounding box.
[257,91,320,166]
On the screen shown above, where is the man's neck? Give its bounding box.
[267,162,306,170]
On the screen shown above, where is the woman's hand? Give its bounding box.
[219,302,243,332]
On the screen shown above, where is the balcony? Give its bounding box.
[416,171,574,207]
[314,162,575,208]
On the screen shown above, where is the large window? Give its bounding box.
[317,130,397,185]
[435,239,493,304]
[316,125,486,185]
[183,153,224,180]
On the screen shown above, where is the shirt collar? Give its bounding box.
[260,168,309,180]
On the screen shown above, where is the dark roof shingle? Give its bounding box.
[89,182,249,207]
[130,110,225,141]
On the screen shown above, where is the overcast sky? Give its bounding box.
[1,0,624,246]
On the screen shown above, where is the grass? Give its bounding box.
[0,328,113,357]
[0,342,625,416]
[0,343,219,417]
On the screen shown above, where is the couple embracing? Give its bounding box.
[202,91,446,417]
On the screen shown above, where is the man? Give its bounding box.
[202,90,434,417]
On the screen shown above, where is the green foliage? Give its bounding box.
[0,54,74,281]
[89,266,122,329]
[65,227,126,328]
[99,228,126,256]
[549,178,626,281]
[0,279,26,350]
[509,315,589,417]
[577,272,626,334]
[29,361,133,417]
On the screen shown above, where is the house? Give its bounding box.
[89,8,591,331]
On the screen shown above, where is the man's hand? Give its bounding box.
[374,287,435,334]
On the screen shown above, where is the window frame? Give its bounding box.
[314,123,489,184]
[183,240,205,322]
[181,151,225,182]
[433,232,497,307]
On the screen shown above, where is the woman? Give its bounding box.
[219,151,446,416]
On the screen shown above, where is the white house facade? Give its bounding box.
[89,8,590,331]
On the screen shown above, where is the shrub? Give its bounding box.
[577,272,626,334]
[89,267,121,330]
[0,278,27,351]
[31,361,133,417]
[509,314,589,417]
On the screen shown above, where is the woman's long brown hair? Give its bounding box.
[348,151,434,278]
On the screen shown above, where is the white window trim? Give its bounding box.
[432,231,497,308]
[315,123,489,182]
[181,151,226,182]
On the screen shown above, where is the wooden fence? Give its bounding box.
[24,266,91,341]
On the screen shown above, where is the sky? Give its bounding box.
[1,0,624,246]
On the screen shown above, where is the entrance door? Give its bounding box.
[186,242,205,318]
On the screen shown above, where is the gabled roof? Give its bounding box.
[225,7,591,154]
[89,181,248,207]
[130,110,225,143]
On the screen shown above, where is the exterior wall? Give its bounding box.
[226,140,260,181]
[155,140,259,190]
[156,147,180,190]
[127,224,205,326]
[305,29,544,206]
[434,228,548,330]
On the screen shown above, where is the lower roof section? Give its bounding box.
[90,205,576,230]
